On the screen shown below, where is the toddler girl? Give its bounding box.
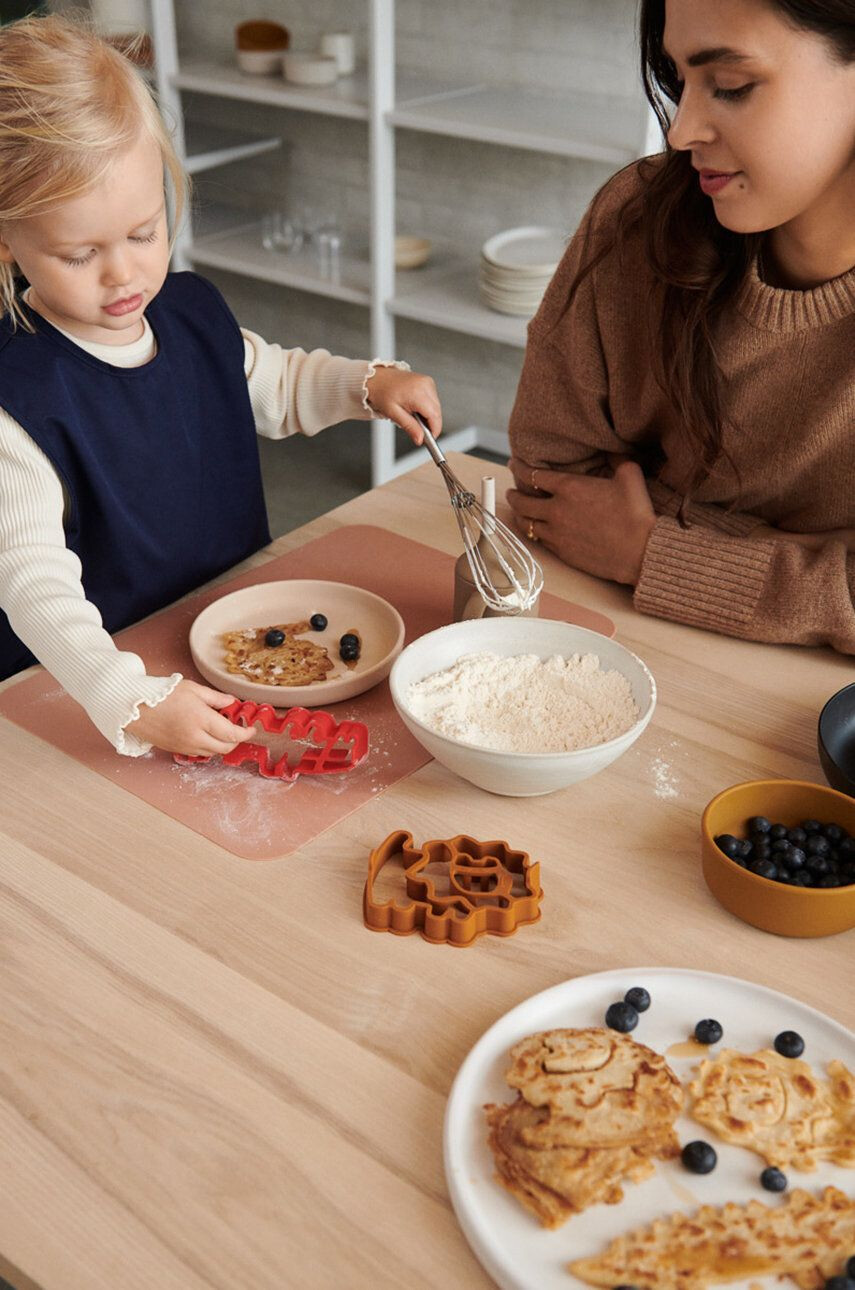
[0,15,441,755]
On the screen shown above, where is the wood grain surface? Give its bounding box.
[1,455,852,1290]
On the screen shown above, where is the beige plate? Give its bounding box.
[189,579,405,706]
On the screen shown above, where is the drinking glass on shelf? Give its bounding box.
[316,219,343,280]
[261,211,304,254]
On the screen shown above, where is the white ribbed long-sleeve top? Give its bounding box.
[0,309,401,754]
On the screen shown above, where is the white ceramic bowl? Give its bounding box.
[236,48,285,75]
[388,618,656,797]
[395,235,432,269]
[189,579,405,707]
[282,52,339,85]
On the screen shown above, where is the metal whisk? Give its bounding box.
[416,415,543,615]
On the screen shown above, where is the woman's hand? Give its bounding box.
[127,679,245,756]
[364,367,442,444]
[506,457,657,585]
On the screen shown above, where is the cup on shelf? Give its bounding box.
[319,32,355,76]
[316,225,343,281]
[260,212,303,254]
[282,52,339,85]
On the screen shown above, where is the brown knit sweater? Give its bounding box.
[509,162,855,653]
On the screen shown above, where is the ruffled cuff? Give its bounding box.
[115,672,183,756]
[634,516,775,634]
[361,358,412,416]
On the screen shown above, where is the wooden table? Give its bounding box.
[1,454,852,1290]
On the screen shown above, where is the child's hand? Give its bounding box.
[127,679,245,756]
[364,366,442,444]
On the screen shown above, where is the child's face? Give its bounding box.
[0,132,170,345]
[664,0,855,239]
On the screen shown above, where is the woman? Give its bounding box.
[507,0,855,651]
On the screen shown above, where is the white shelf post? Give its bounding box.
[369,0,398,486]
[148,0,191,270]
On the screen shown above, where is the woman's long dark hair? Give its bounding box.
[587,1,855,494]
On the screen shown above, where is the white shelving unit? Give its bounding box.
[148,0,656,485]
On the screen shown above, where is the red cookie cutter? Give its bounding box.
[364,830,543,946]
[174,699,369,781]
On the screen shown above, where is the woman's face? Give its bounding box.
[664,0,855,239]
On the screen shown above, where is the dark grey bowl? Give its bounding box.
[818,682,855,797]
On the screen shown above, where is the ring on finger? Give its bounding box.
[526,519,538,542]
[531,468,541,492]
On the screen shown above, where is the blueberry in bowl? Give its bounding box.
[701,779,855,937]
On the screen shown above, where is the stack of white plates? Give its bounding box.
[479,225,567,317]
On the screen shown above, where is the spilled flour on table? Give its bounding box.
[652,755,679,800]
[172,759,296,848]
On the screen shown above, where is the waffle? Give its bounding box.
[569,1185,855,1289]
[222,621,334,687]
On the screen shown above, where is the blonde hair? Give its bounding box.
[0,13,187,329]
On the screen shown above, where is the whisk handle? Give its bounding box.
[414,413,446,466]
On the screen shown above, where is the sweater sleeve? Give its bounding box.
[635,518,855,652]
[0,409,182,755]
[241,330,409,439]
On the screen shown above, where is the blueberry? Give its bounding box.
[715,834,742,859]
[751,859,778,880]
[819,874,841,888]
[739,839,754,859]
[839,837,855,860]
[824,1279,855,1290]
[807,834,831,856]
[777,868,794,884]
[774,1030,805,1059]
[264,628,285,647]
[605,1001,639,1033]
[624,987,651,1013]
[787,847,806,870]
[748,815,771,834]
[824,823,846,844]
[801,818,822,833]
[792,871,813,886]
[340,632,359,649]
[787,827,807,847]
[309,613,328,631]
[847,1258,855,1277]
[681,1140,717,1174]
[771,837,790,853]
[694,1018,723,1045]
[760,1165,787,1192]
[807,854,831,877]
[769,823,788,840]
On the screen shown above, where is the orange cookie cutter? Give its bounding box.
[364,829,542,946]
[174,699,368,781]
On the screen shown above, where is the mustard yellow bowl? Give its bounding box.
[701,779,855,938]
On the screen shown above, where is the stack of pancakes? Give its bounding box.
[484,1027,682,1227]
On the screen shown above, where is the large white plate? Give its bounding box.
[444,966,855,1290]
[189,578,405,706]
[481,226,567,274]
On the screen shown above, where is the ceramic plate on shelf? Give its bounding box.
[444,966,855,1290]
[189,578,405,706]
[481,226,567,274]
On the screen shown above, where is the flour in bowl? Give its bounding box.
[406,651,639,752]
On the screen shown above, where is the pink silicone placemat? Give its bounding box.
[0,525,614,860]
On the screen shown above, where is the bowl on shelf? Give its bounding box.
[818,682,855,797]
[283,52,339,85]
[395,235,432,270]
[235,19,289,75]
[189,579,405,707]
[701,779,855,937]
[388,617,655,797]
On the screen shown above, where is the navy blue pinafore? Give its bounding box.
[0,272,271,680]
